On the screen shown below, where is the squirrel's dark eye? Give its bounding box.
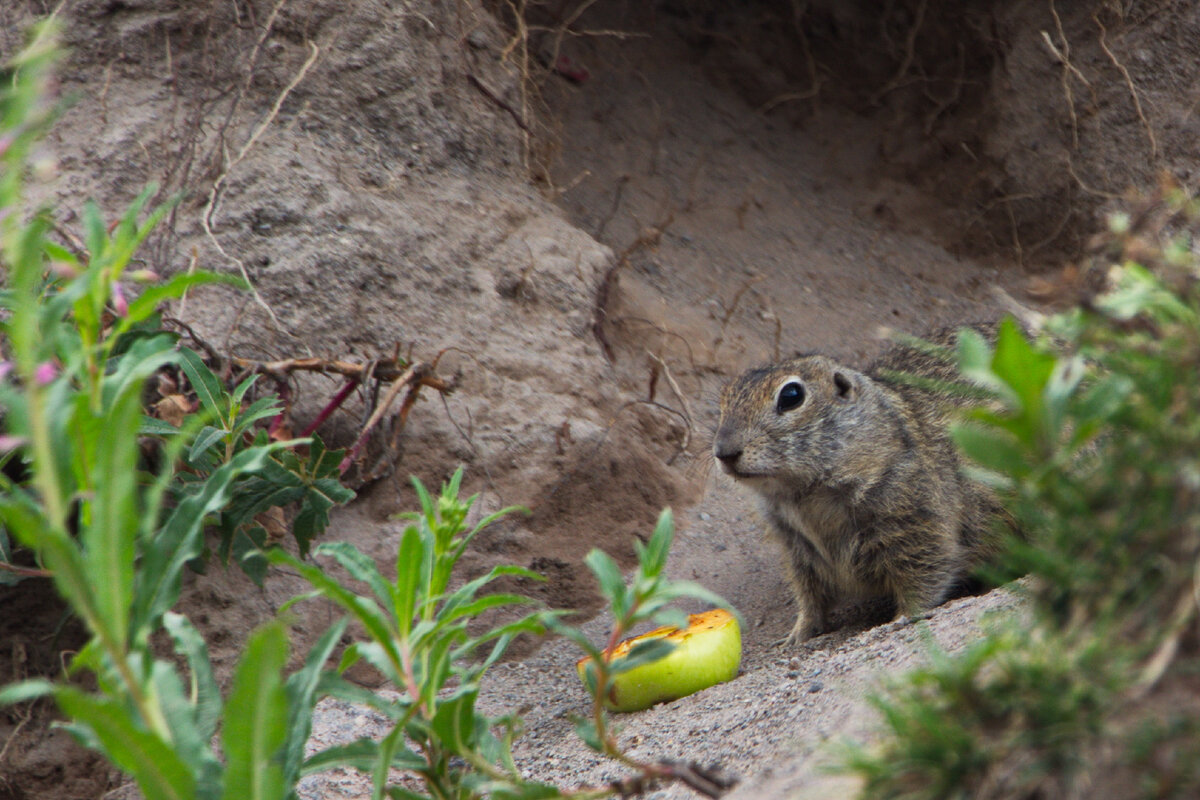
[776,381,805,413]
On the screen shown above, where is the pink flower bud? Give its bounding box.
[128,269,161,283]
[111,282,129,316]
[0,361,12,380]
[50,260,80,279]
[0,434,28,453]
[34,361,57,385]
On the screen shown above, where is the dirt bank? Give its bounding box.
[2,1,1198,797]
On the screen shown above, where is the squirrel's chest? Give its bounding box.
[765,492,863,573]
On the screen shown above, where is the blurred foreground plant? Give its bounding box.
[841,186,1200,798]
[0,20,352,800]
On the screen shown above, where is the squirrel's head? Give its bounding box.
[713,355,871,490]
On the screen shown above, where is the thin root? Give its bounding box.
[1094,13,1157,158]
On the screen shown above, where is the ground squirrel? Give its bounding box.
[713,328,1010,644]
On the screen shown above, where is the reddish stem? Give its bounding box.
[0,561,52,578]
[300,378,358,438]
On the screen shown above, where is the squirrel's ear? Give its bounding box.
[833,371,854,399]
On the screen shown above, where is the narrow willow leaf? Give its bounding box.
[133,444,287,634]
[151,659,220,787]
[313,541,394,617]
[394,524,424,637]
[606,637,676,675]
[188,426,230,465]
[281,618,348,784]
[641,507,675,579]
[221,622,288,800]
[373,725,409,800]
[117,271,246,336]
[55,686,196,800]
[267,549,403,673]
[584,548,628,618]
[300,738,425,777]
[0,678,55,706]
[178,347,228,426]
[161,612,221,743]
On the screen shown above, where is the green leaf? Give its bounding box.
[300,738,425,777]
[572,715,604,752]
[487,781,564,800]
[643,605,689,633]
[231,526,269,587]
[221,621,289,800]
[150,659,221,792]
[638,507,675,579]
[188,425,229,465]
[117,271,246,336]
[956,327,992,373]
[542,615,603,663]
[162,612,222,744]
[313,541,394,618]
[951,423,1029,479]
[373,725,410,800]
[1043,355,1085,440]
[0,678,55,706]
[219,479,304,535]
[55,686,196,800]
[133,443,287,634]
[282,618,348,784]
[458,505,529,558]
[1073,374,1132,428]
[82,336,178,647]
[1,499,101,639]
[231,395,282,438]
[637,578,740,632]
[451,613,554,677]
[231,374,261,405]
[992,318,1055,417]
[316,672,410,723]
[267,549,403,675]
[437,564,542,623]
[584,548,628,618]
[430,689,479,753]
[292,479,351,558]
[420,633,458,708]
[178,347,228,426]
[440,593,538,627]
[410,474,435,524]
[394,524,424,637]
[607,637,676,675]
[81,200,107,266]
[140,414,186,437]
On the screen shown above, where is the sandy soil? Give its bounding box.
[2,1,1199,798]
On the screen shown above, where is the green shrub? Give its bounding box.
[841,188,1200,798]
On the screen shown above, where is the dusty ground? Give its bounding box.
[2,1,1199,798]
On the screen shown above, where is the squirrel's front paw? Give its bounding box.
[775,612,828,647]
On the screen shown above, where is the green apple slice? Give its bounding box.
[578,608,742,713]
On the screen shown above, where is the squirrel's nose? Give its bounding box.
[715,449,742,472]
[713,430,743,470]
